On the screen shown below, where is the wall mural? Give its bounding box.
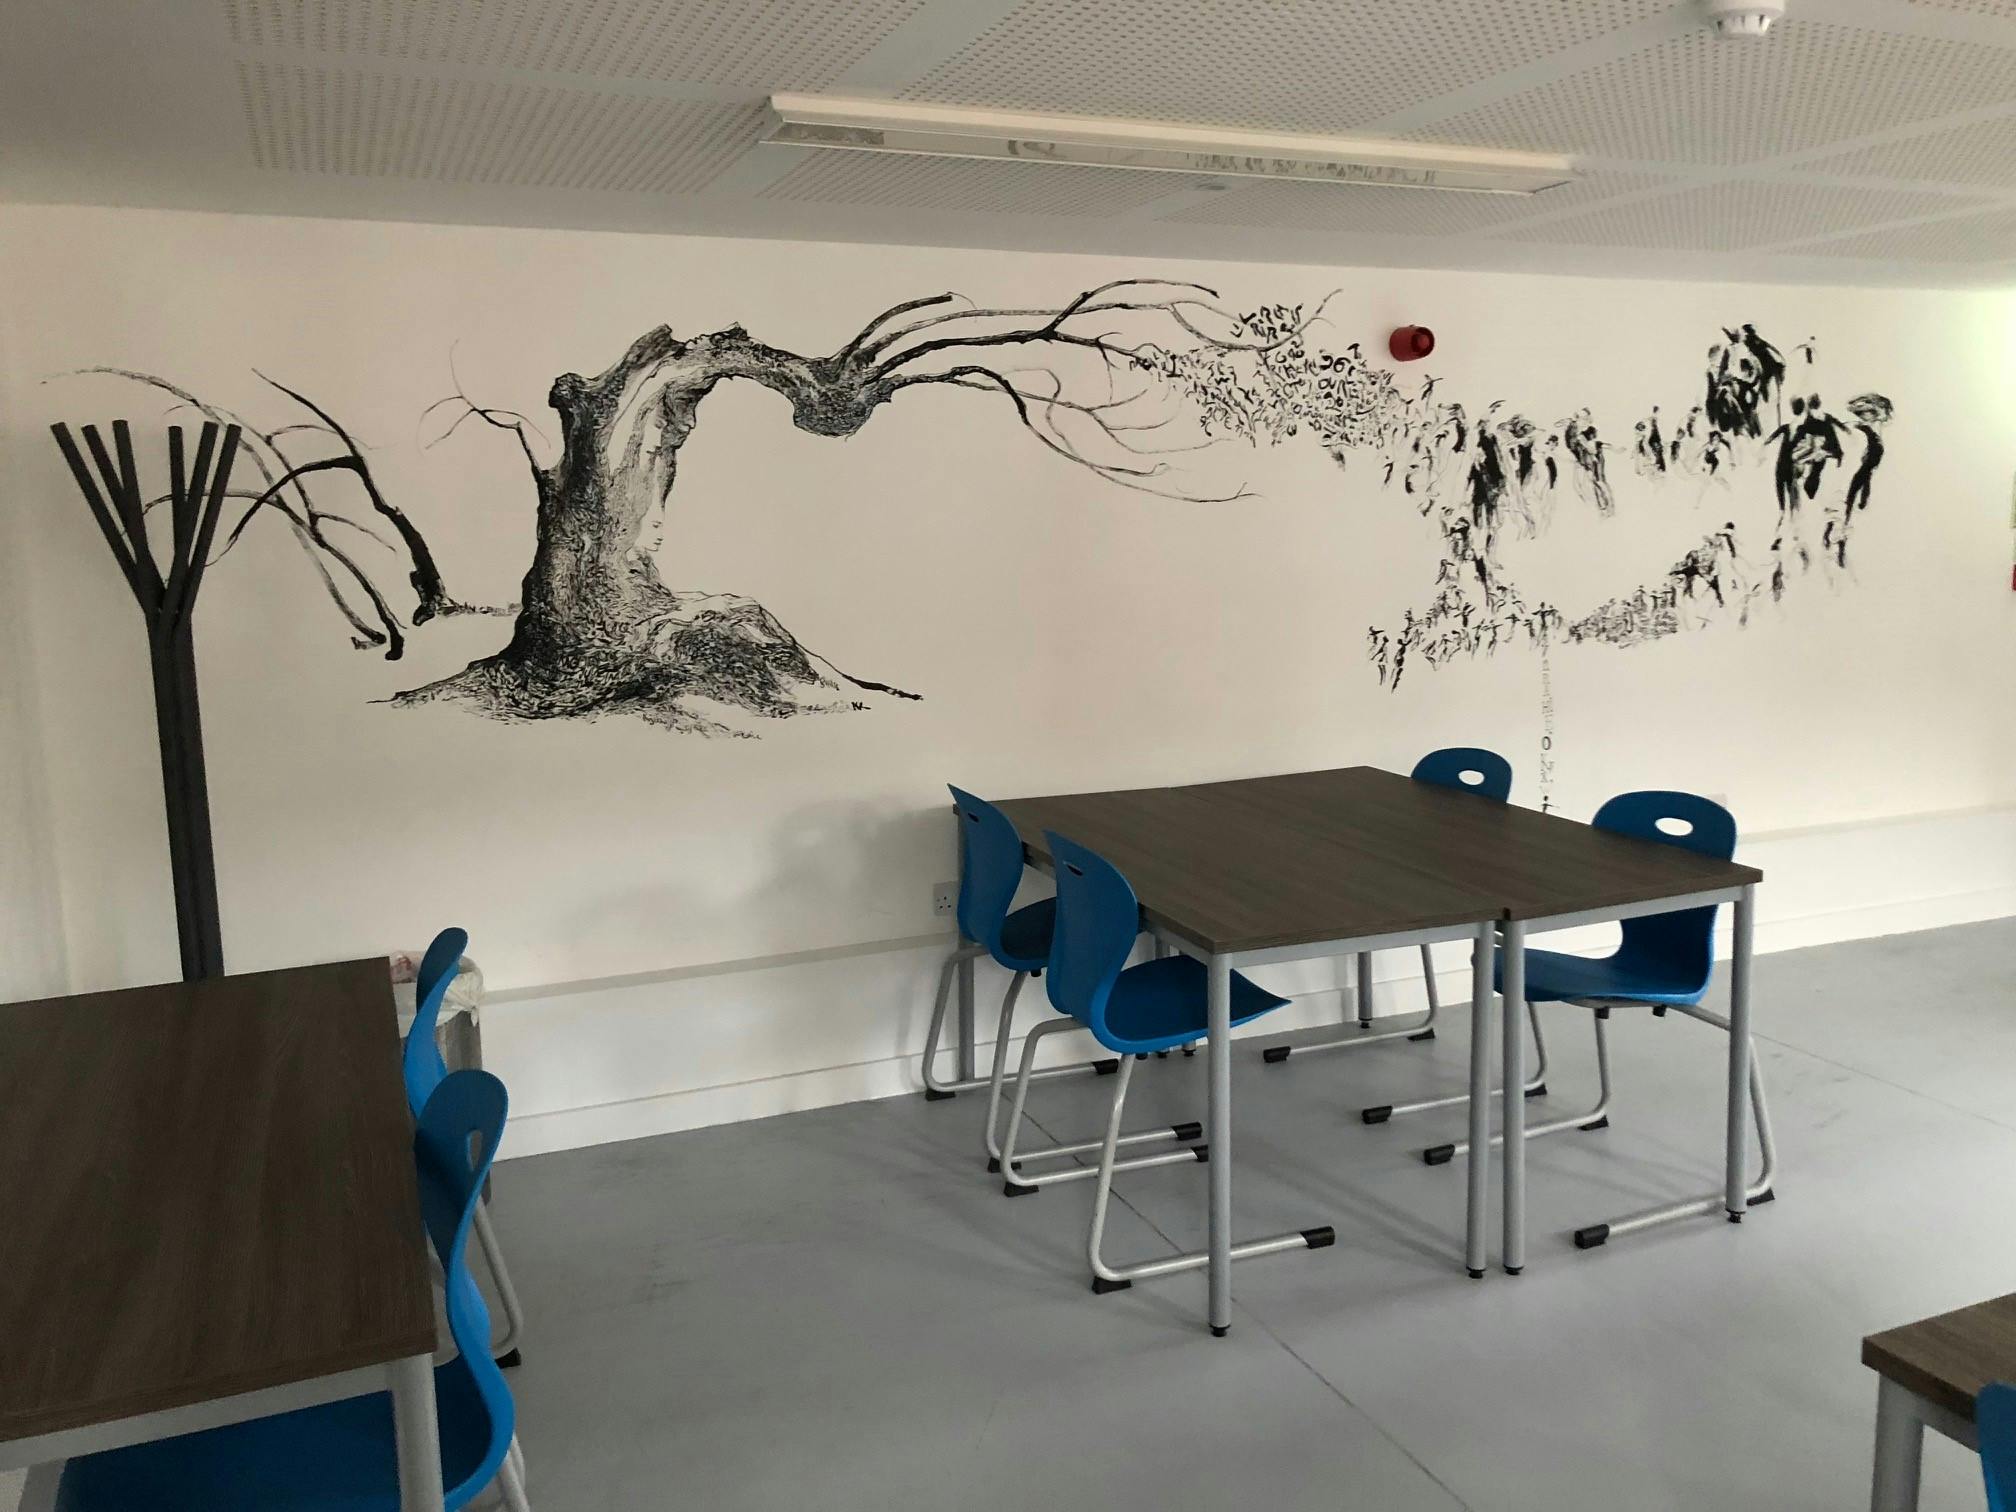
[67,281,1891,735]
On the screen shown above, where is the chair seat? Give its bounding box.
[1498,947,1707,1007]
[996,898,1055,972]
[56,1366,494,1512]
[1097,956,1290,1054]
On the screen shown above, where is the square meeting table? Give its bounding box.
[994,766,1764,1334]
[0,958,446,1510]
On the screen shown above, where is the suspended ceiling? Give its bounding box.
[5,0,2016,287]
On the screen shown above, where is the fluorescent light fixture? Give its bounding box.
[764,94,1576,196]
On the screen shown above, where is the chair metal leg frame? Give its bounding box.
[1363,997,1551,1126]
[471,1202,525,1362]
[1571,1000,1778,1250]
[1260,944,1441,1064]
[1087,1054,1334,1293]
[19,1463,59,1512]
[921,941,1117,1099]
[497,1433,531,1511]
[1422,1006,1605,1164]
[997,1019,1204,1192]
[983,984,1197,1174]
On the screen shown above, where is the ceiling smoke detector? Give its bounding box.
[1704,0,1785,38]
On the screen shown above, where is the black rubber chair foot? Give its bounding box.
[1192,1144,1211,1163]
[923,1087,956,1102]
[1155,1050,1170,1059]
[1524,1083,1548,1099]
[1580,1116,1610,1132]
[1361,1105,1393,1125]
[1749,1188,1776,1206]
[496,1348,523,1369]
[1467,1267,1486,1280]
[1262,1045,1292,1064]
[986,1157,1001,1174]
[1302,1226,1336,1250]
[1171,1121,1204,1142]
[1003,1181,1037,1198]
[1094,1059,1121,1076]
[1727,1211,1742,1224]
[1091,1275,1133,1295]
[1574,1223,1610,1249]
[1422,1144,1456,1166]
[1408,1027,1437,1042]
[1503,1265,1524,1276]
[1181,1046,1196,1056]
[1211,1325,1230,1338]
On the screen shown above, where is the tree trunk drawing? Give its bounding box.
[398,283,1293,732]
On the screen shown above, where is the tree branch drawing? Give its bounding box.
[395,280,1323,733]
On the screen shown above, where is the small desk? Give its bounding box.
[1864,1294,2016,1510]
[0,959,444,1510]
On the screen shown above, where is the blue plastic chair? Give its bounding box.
[1495,792,1776,1248]
[993,832,1296,1290]
[405,928,524,1364]
[1982,1382,2016,1511]
[55,1070,528,1512]
[925,788,1131,1178]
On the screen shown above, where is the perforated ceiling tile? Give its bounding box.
[1800,204,2016,260]
[235,60,763,191]
[220,0,924,89]
[1906,0,2016,16]
[757,149,1211,217]
[1799,112,2016,187]
[1410,18,2016,165]
[1487,179,1973,251]
[900,0,1672,136]
[1159,171,1670,237]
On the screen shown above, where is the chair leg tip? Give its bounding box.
[1091,1275,1133,1295]
[1211,1325,1230,1338]
[986,1157,1001,1173]
[1361,1105,1393,1125]
[495,1349,523,1369]
[1192,1144,1211,1163]
[1003,1181,1037,1198]
[1262,1045,1292,1064]
[1408,1027,1437,1042]
[1749,1188,1776,1206]
[1727,1211,1742,1224]
[1574,1224,1610,1249]
[1302,1226,1336,1250]
[923,1087,956,1102]
[1422,1144,1456,1166]
[1503,1265,1524,1276]
[1524,1082,1547,1098]
[1093,1059,1121,1076]
[1579,1116,1609,1131]
[1171,1121,1203,1142]
[1467,1267,1486,1280]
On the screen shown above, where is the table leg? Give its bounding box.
[1465,921,1493,1278]
[1871,1377,1925,1512]
[956,950,977,1086]
[1500,919,1526,1275]
[1726,884,1756,1220]
[1356,952,1375,1027]
[389,1352,444,1512]
[1207,952,1233,1337]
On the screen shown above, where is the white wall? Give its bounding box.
[1,203,2011,1154]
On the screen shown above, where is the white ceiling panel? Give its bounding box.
[1488,177,1977,250]
[900,0,1674,136]
[220,0,927,88]
[1410,18,2016,165]
[1159,172,1671,237]
[1799,202,2016,259]
[1798,113,2016,188]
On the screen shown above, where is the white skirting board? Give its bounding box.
[484,805,2016,1161]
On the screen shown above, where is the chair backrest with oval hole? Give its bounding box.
[1042,831,1143,1046]
[412,1069,517,1509]
[1592,790,1738,994]
[948,786,1034,966]
[1410,747,1514,803]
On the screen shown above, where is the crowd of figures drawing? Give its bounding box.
[63,280,1893,731]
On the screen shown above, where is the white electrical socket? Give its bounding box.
[932,882,958,918]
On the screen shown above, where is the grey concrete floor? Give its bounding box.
[5,919,2010,1511]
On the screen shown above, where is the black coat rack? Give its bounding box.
[51,419,242,981]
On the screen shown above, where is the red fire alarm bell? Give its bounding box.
[1389,326,1435,362]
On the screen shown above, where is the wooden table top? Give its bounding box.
[994,766,1762,956]
[0,958,435,1444]
[1864,1294,2016,1422]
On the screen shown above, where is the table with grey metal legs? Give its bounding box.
[1868,1375,1976,1512]
[6,1352,445,1512]
[1493,882,1760,1273]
